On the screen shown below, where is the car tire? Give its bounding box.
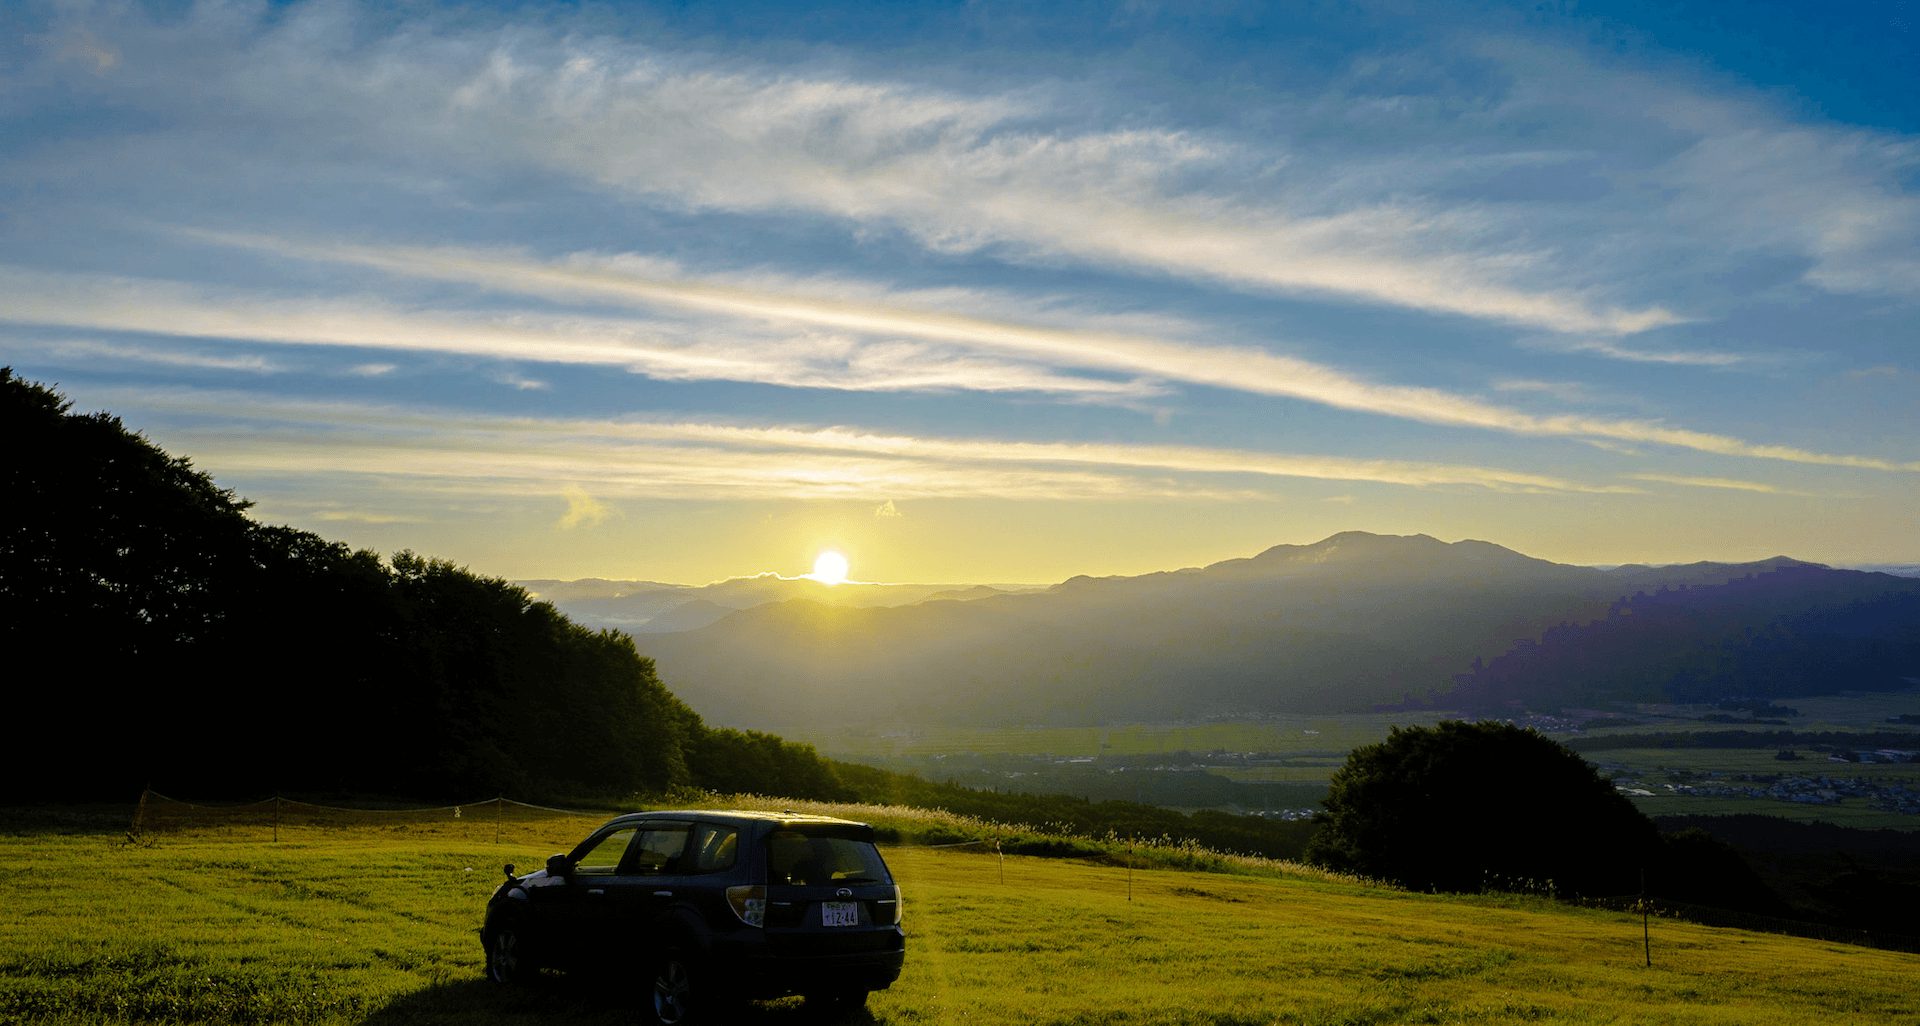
[484,923,531,984]
[649,953,697,1025]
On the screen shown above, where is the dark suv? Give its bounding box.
[481,809,905,1023]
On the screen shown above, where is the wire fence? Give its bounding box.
[1581,893,1920,955]
[130,790,615,846]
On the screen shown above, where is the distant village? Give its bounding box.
[1610,760,1920,817]
[906,710,1920,822]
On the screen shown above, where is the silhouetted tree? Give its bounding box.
[1307,721,1658,896]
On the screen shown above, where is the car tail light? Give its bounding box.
[876,885,902,925]
[726,885,766,927]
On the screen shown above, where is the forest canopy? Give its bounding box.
[0,369,831,802]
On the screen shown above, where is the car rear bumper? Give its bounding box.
[726,928,905,997]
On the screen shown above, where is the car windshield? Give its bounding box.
[766,830,891,887]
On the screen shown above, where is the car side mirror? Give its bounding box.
[546,853,572,877]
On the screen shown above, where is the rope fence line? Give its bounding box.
[130,791,619,845]
[132,792,1016,851]
[133,791,601,819]
[1581,892,1920,955]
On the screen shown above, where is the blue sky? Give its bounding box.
[3,0,1916,583]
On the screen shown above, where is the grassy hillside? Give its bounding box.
[5,810,1916,1025]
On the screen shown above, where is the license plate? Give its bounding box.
[820,901,859,927]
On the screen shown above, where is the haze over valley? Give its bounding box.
[515,532,1920,736]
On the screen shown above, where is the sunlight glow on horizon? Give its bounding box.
[809,550,851,586]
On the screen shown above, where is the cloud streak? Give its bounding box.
[78,387,1634,501]
[0,265,1152,401]
[1629,473,1810,496]
[24,4,1697,335]
[28,242,1915,473]
[1518,335,1751,368]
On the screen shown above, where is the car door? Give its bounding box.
[587,821,694,964]
[535,823,642,968]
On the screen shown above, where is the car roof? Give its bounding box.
[600,809,874,829]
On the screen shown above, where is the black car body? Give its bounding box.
[481,809,905,1023]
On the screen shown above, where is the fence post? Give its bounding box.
[273,795,281,844]
[1641,868,1651,968]
[129,786,150,839]
[495,797,503,845]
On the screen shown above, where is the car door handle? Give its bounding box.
[653,890,674,897]
[588,888,606,896]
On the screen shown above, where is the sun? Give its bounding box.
[810,550,850,586]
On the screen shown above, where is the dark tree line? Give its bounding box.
[0,370,830,803]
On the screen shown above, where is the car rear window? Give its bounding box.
[766,829,891,886]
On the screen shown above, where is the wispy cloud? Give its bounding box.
[1484,36,1920,305]
[22,337,280,373]
[1518,335,1751,368]
[1629,473,1805,496]
[493,370,550,392]
[308,509,422,524]
[77,387,1637,500]
[457,68,1675,333]
[26,5,1693,335]
[1491,378,1601,403]
[555,485,612,529]
[8,256,1914,472]
[0,265,1150,400]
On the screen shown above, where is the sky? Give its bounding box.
[3,0,1916,585]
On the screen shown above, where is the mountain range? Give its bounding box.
[520,574,1035,634]
[526,533,1920,733]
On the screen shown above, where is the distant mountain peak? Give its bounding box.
[1207,531,1546,576]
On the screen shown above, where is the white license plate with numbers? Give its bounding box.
[820,901,859,926]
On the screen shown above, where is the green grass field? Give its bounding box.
[804,715,1457,761]
[5,809,1918,1025]
[808,700,1920,830]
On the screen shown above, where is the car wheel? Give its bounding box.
[650,954,696,1025]
[485,924,530,984]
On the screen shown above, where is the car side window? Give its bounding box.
[573,827,639,876]
[627,824,692,875]
[687,824,739,874]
